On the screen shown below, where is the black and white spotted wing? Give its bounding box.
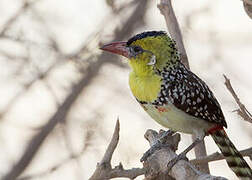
[153,63,227,127]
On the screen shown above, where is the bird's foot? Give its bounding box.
[167,138,202,172]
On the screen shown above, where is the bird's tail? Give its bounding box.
[210,128,252,179]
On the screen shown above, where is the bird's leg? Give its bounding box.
[167,138,202,172]
[140,130,175,162]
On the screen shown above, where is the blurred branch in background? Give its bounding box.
[17,128,93,180]
[0,0,67,120]
[17,146,86,180]
[1,0,149,179]
[17,113,105,180]
[157,0,188,68]
[0,0,39,37]
[243,0,252,19]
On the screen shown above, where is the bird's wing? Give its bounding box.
[158,63,227,127]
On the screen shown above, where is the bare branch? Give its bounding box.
[190,147,252,165]
[109,166,145,179]
[17,119,100,180]
[157,0,209,173]
[191,136,209,173]
[157,0,188,68]
[0,60,63,120]
[89,119,145,180]
[223,75,252,124]
[17,150,85,180]
[101,118,120,164]
[0,0,40,37]
[2,1,150,179]
[243,0,252,19]
[143,130,226,180]
[2,63,97,180]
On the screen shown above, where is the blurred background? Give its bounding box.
[0,0,251,179]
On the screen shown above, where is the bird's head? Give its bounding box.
[100,31,179,76]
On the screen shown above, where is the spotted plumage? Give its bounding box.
[101,30,252,179]
[151,62,227,128]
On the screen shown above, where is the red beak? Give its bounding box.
[100,41,130,58]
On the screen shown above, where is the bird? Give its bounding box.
[100,31,252,179]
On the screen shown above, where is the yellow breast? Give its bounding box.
[129,71,161,102]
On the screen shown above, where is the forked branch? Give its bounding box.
[89,119,145,180]
[90,121,227,180]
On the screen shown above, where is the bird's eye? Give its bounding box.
[132,46,143,53]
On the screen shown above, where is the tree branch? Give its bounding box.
[190,147,252,165]
[2,0,149,179]
[2,60,97,180]
[89,119,145,180]
[143,130,226,180]
[157,0,209,173]
[157,0,188,68]
[0,0,41,37]
[101,118,120,164]
[243,0,252,19]
[89,124,227,180]
[223,75,252,124]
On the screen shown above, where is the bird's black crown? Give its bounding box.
[127,31,166,46]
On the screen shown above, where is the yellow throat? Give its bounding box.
[128,58,161,102]
[126,33,176,103]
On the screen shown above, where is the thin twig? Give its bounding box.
[190,147,252,165]
[223,75,252,124]
[0,0,40,37]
